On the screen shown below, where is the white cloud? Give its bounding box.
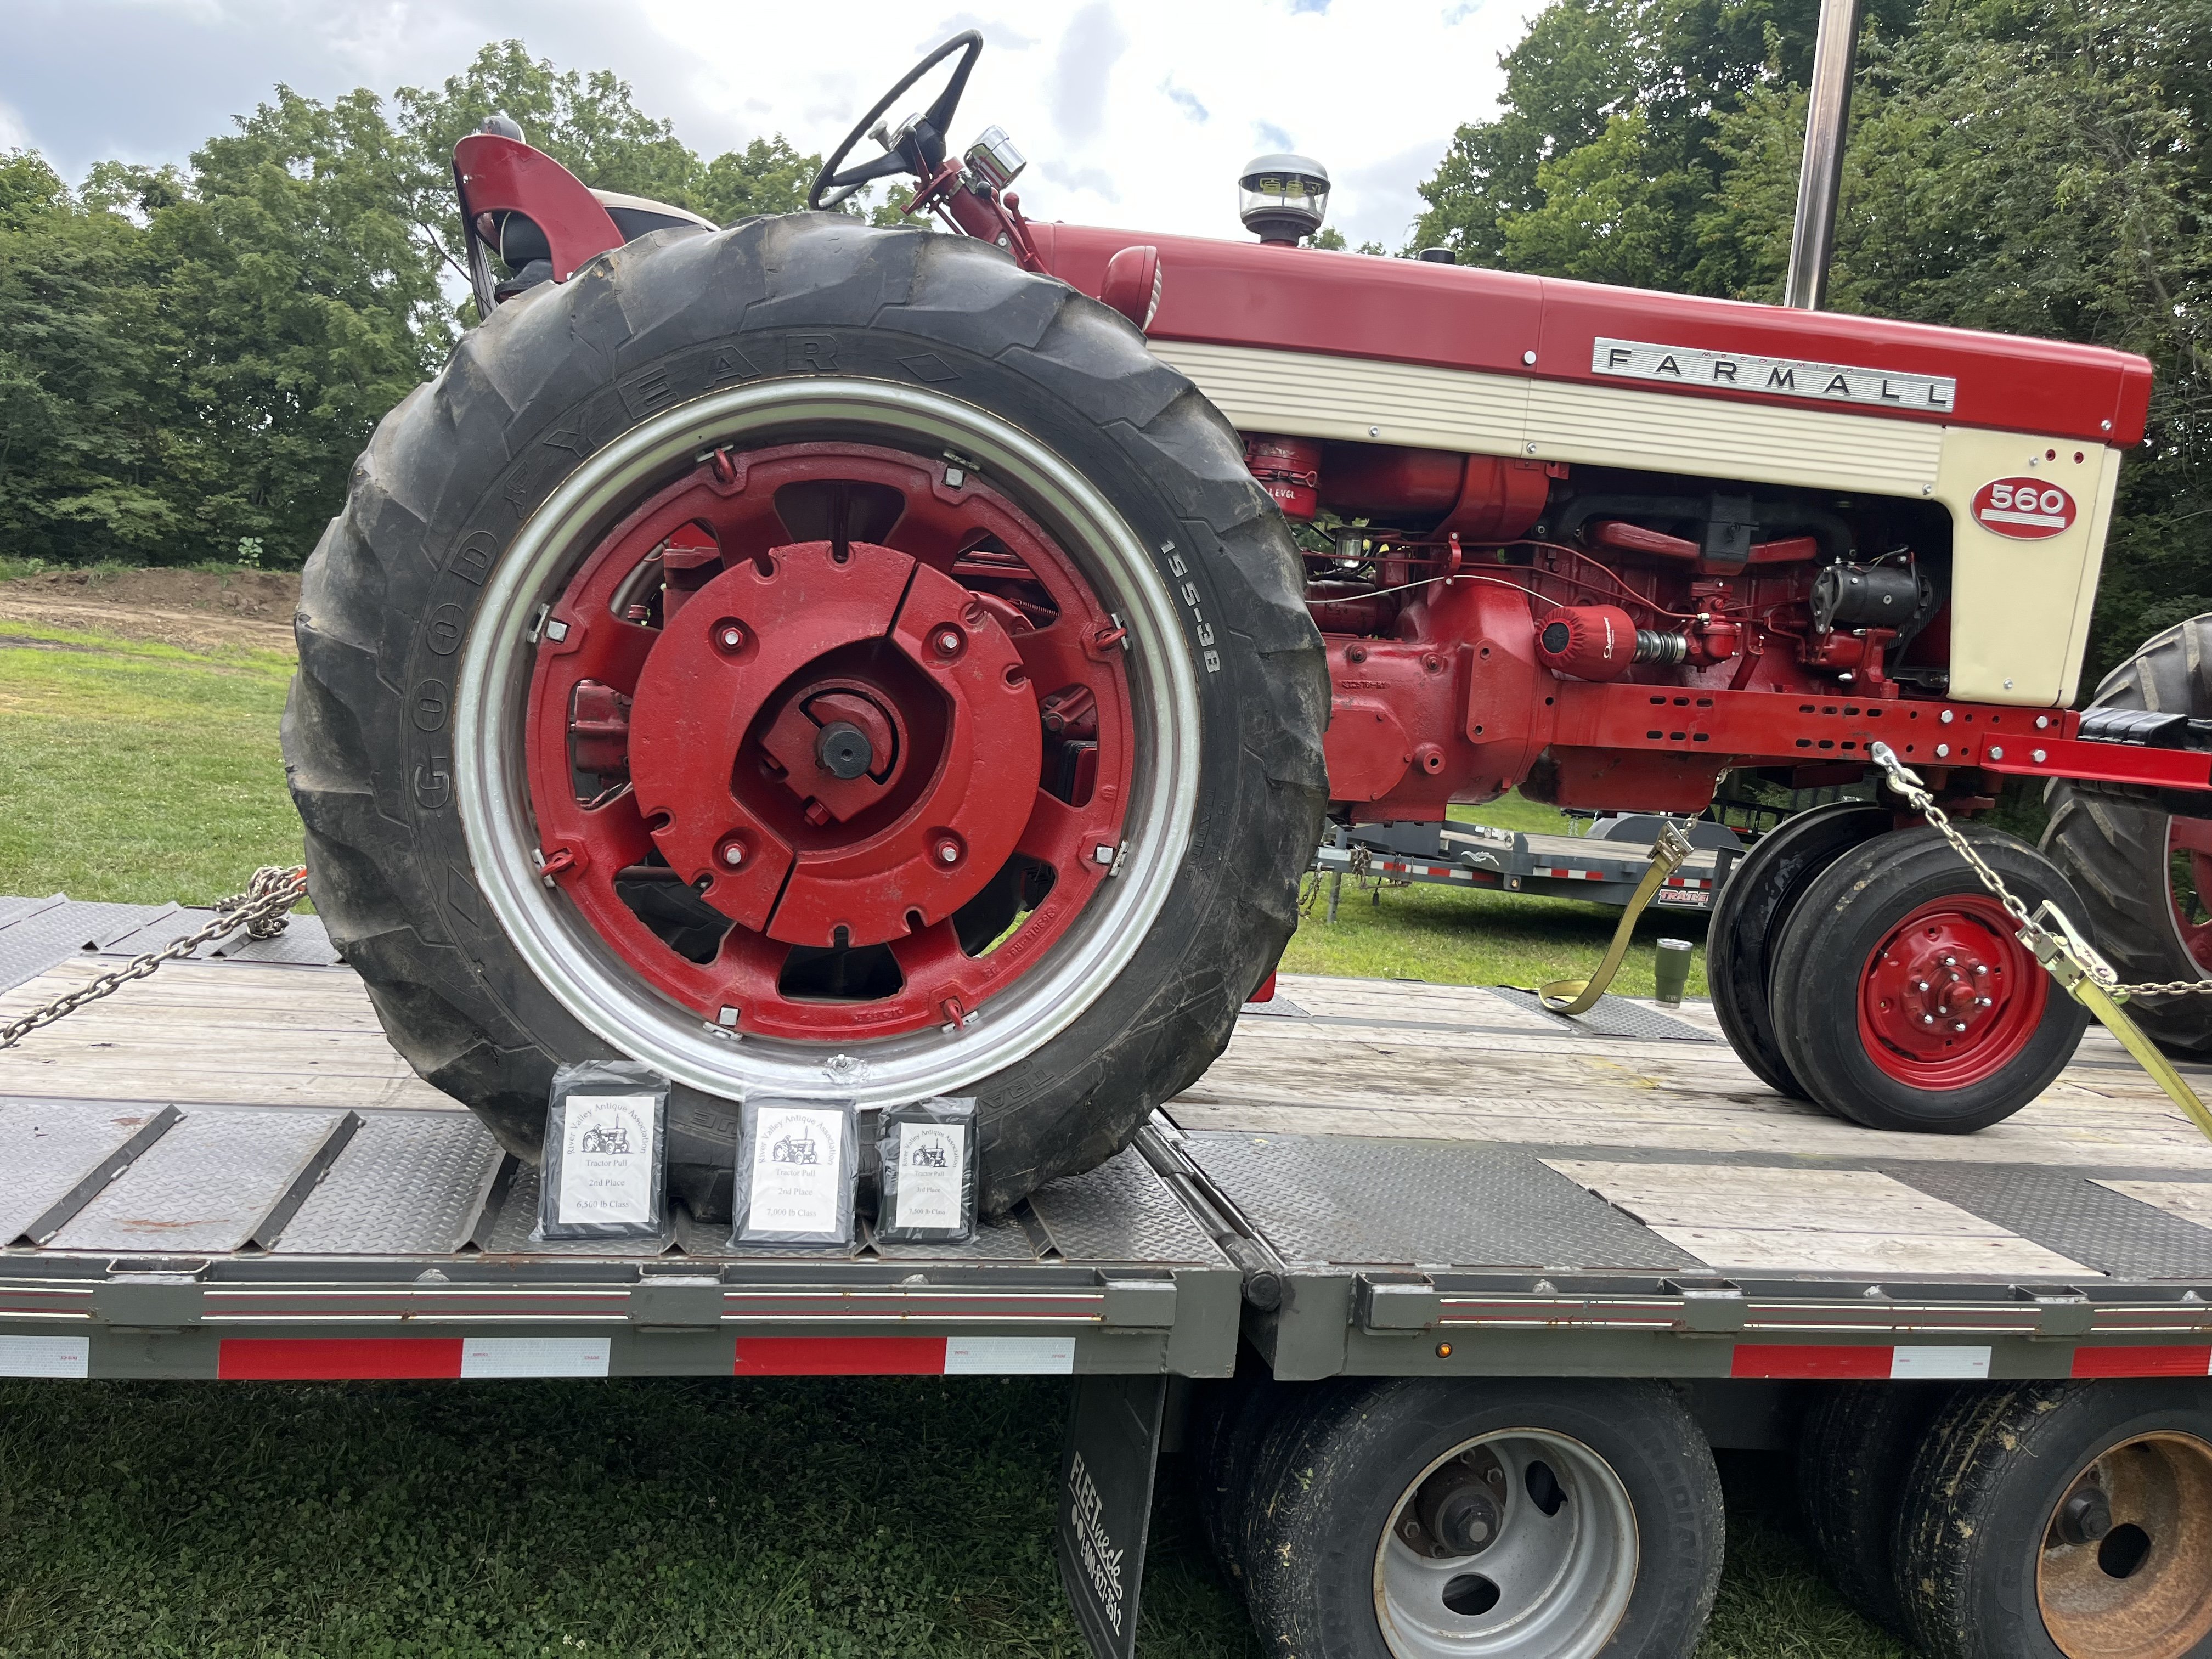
[2,0,1547,248]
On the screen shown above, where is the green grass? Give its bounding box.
[0,621,1883,1657]
[0,1379,1898,1659]
[0,623,300,904]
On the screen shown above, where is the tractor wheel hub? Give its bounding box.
[625,539,1043,950]
[1860,895,2041,1082]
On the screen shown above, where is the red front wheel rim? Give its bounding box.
[1858,893,2048,1087]
[523,439,1136,1041]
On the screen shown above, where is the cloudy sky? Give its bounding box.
[0,0,1543,250]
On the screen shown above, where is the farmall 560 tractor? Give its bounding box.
[283,32,2207,1218]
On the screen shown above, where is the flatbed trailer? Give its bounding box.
[1314,819,1734,913]
[6,894,2212,1659]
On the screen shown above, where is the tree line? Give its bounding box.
[0,43,830,577]
[3,6,2205,679]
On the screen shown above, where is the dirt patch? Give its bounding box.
[0,568,300,656]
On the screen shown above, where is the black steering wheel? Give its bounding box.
[806,32,984,211]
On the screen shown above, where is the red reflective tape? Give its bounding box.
[1730,1343,1893,1379]
[733,1337,948,1375]
[218,1338,463,1380]
[2070,1345,2212,1378]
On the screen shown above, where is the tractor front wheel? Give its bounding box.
[1769,826,2090,1132]
[283,215,1328,1217]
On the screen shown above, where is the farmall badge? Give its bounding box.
[1592,337,1956,413]
[1972,476,2077,540]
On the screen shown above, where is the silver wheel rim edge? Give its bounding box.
[1371,1427,1640,1659]
[453,377,1203,1104]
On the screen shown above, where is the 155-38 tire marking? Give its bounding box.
[1163,541,1221,673]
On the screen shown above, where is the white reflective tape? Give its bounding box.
[0,1335,90,1378]
[459,1336,611,1378]
[944,1336,1075,1375]
[1889,1345,1990,1380]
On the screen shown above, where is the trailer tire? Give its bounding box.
[1707,802,1892,1099]
[1770,826,2091,1132]
[1190,1367,1313,1590]
[282,215,1329,1217]
[2041,616,2212,1056]
[1796,1381,1957,1637]
[1895,1380,2212,1659]
[1238,1377,1723,1659]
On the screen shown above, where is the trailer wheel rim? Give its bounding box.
[1372,1429,1638,1659]
[454,379,1201,1103]
[2036,1431,2212,1659]
[520,439,1136,1041]
[2163,819,2212,977]
[1858,893,2047,1087]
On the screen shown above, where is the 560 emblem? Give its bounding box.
[1972,476,2077,541]
[1163,542,1221,673]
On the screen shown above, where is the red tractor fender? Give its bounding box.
[452,133,624,286]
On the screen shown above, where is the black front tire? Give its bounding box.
[1707,802,1893,1099]
[1770,826,2091,1132]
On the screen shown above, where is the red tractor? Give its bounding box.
[284,32,2206,1218]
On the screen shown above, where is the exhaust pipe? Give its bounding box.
[1782,0,1866,309]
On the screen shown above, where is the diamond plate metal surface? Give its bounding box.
[1028,1147,1227,1265]
[0,895,64,929]
[873,1215,1040,1260]
[0,1097,175,1243]
[1184,1132,1699,1269]
[47,1105,346,1254]
[478,1164,674,1256]
[216,915,339,966]
[1488,988,1718,1043]
[94,909,217,959]
[272,1111,502,1254]
[0,899,175,991]
[1889,1164,2212,1281]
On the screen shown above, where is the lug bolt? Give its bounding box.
[933,627,963,657]
[1916,980,1930,992]
[1954,1021,1968,1032]
[933,834,963,866]
[1922,1014,1937,1025]
[1977,996,1993,1007]
[723,842,746,867]
[1974,964,1988,975]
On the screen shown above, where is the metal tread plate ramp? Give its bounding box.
[5,921,2212,1383]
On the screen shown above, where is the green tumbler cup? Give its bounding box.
[1655,938,1694,1007]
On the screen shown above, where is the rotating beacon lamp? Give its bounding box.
[1238,153,1330,245]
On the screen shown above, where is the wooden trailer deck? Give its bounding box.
[9,889,2212,1293]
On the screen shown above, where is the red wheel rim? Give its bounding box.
[2169,819,2212,974]
[1857,894,2047,1087]
[523,440,1135,1041]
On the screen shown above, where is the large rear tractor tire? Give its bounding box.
[2042,616,2212,1056]
[282,215,1329,1217]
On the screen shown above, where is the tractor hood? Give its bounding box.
[1031,224,2152,449]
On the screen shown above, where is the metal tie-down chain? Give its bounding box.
[0,865,308,1051]
[1867,742,2212,1139]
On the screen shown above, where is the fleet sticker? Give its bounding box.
[1592,337,1955,412]
[1972,477,2077,540]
